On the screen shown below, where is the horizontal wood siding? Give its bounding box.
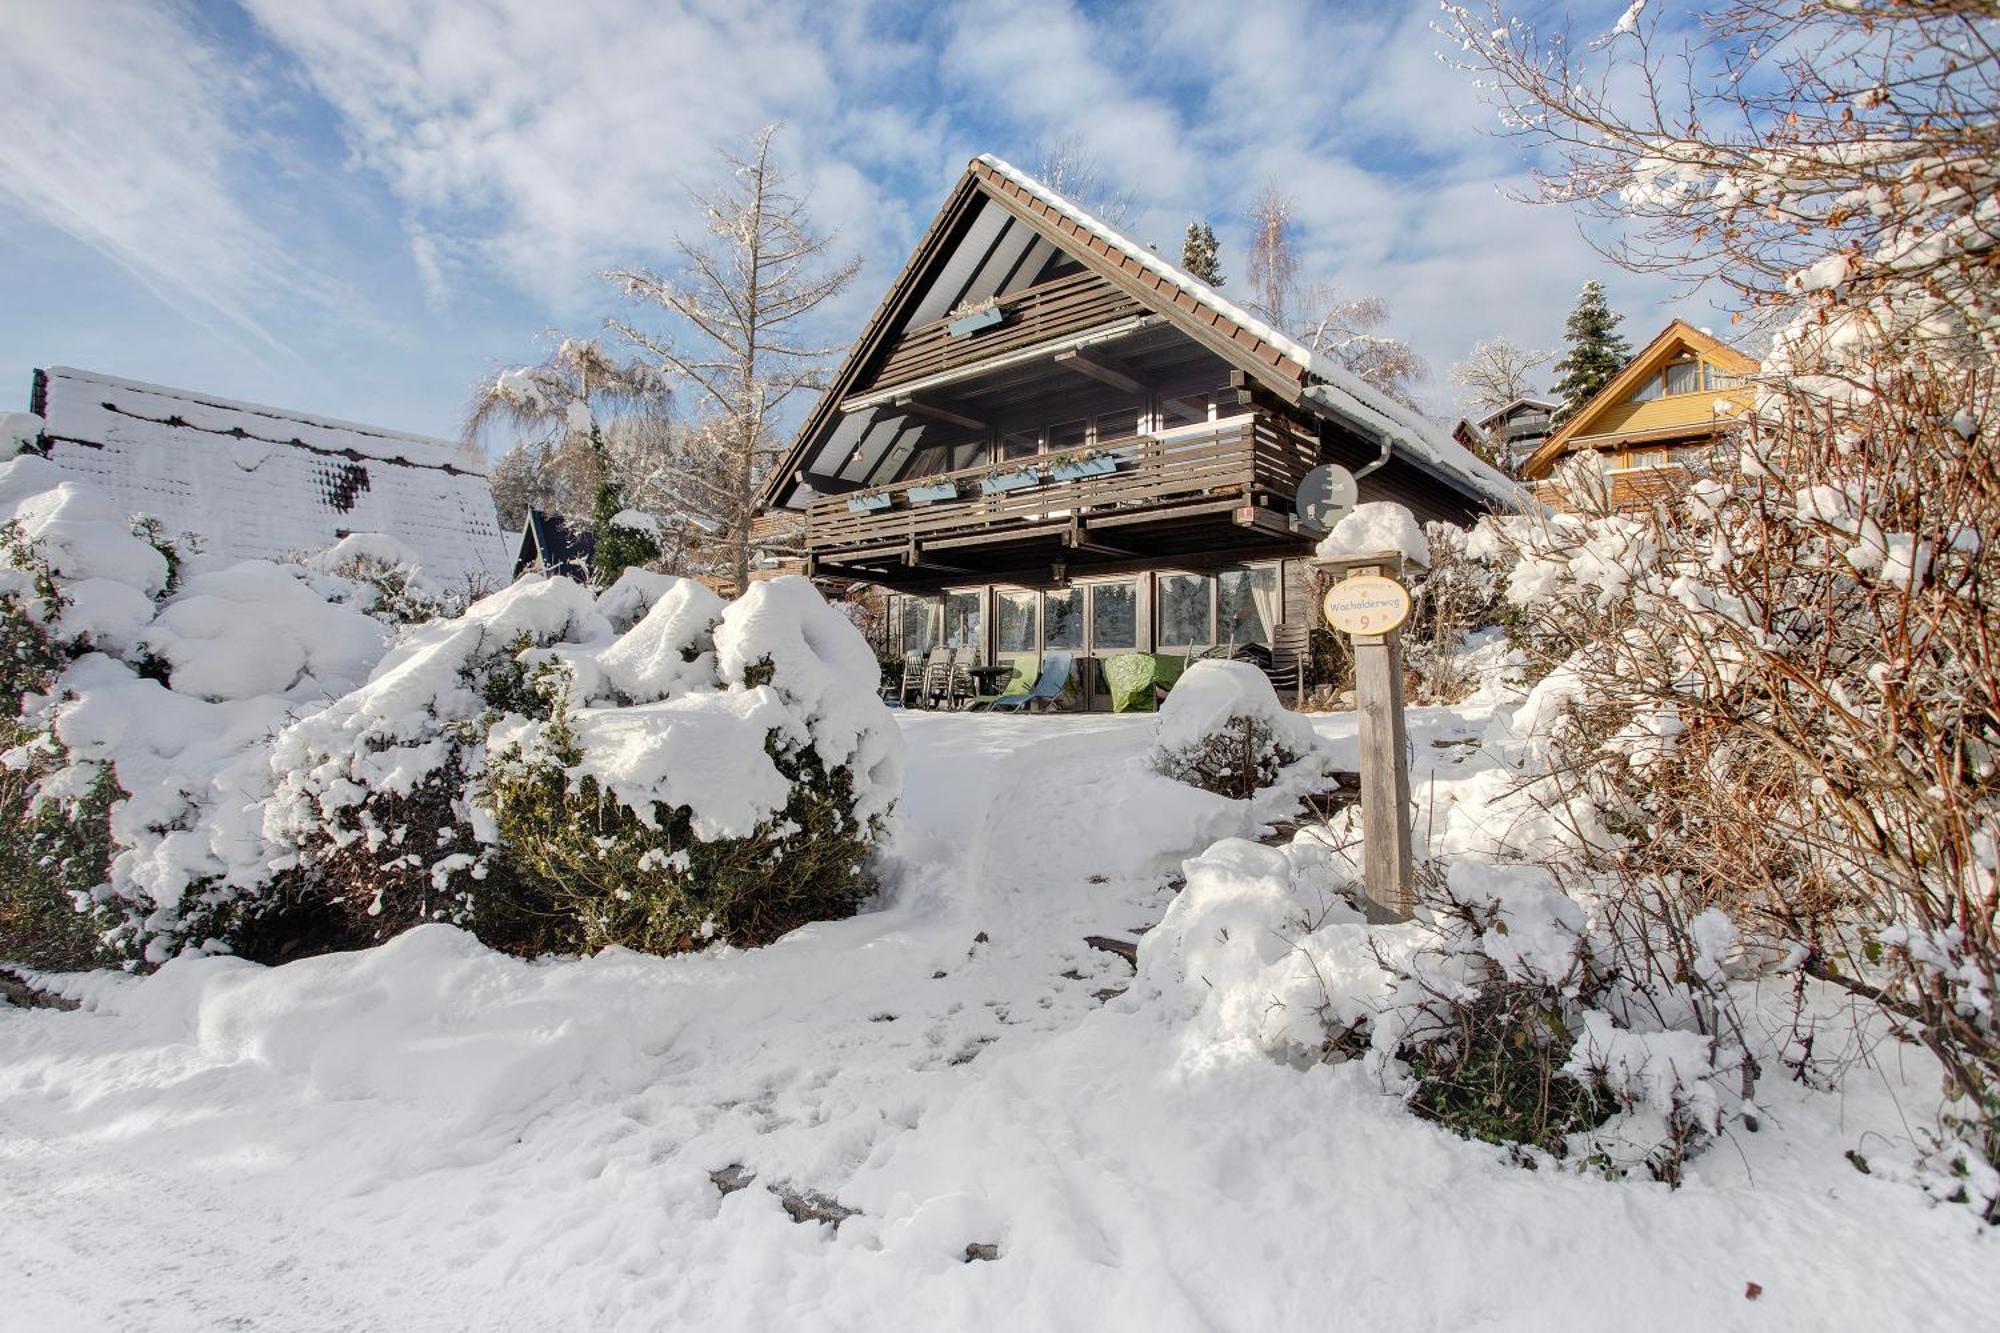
[857,270,1144,396]
[974,164,1309,396]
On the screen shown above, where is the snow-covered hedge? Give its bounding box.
[1150,660,1317,798]
[478,576,904,953]
[2,461,898,969]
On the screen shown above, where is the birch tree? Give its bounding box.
[1450,336,1555,415]
[608,124,860,593]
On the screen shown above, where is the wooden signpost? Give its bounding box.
[1317,553,1416,919]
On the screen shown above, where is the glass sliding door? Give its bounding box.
[1156,573,1213,649]
[1218,567,1279,648]
[996,589,1038,652]
[1043,587,1083,649]
[1088,581,1138,652]
[898,595,938,656]
[943,590,985,658]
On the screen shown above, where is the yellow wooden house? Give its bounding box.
[1519,320,1758,508]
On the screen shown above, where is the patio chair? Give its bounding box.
[895,652,926,709]
[921,646,954,709]
[946,649,979,710]
[1263,622,1311,709]
[988,651,1073,712]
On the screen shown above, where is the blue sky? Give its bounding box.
[0,0,1719,448]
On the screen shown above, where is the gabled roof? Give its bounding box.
[1476,396,1559,431]
[1520,321,1758,479]
[30,366,513,590]
[515,508,594,582]
[760,156,1522,513]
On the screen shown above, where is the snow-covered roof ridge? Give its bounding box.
[41,366,486,474]
[971,157,1524,511]
[32,366,512,590]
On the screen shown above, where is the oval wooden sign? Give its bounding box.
[1322,574,1412,636]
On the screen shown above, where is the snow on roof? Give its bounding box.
[973,156,1526,511]
[1477,396,1560,428]
[32,367,512,591]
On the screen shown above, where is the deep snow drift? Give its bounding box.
[2,708,1995,1332]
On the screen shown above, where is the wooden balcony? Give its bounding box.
[856,269,1145,397]
[796,413,1316,580]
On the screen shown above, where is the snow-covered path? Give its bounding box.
[3,709,1996,1332]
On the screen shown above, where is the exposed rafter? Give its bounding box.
[892,395,985,432]
[1053,348,1142,394]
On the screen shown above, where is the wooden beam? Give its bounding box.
[1053,348,1143,394]
[892,395,984,431]
[1065,520,1137,557]
[799,469,863,495]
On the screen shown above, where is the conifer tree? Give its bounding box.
[1181,221,1224,286]
[1549,280,1632,423]
[586,427,660,586]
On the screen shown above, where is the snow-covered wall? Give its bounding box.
[30,367,512,591]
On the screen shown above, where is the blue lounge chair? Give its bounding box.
[988,651,1073,713]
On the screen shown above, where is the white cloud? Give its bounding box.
[239,0,908,311]
[0,0,348,357]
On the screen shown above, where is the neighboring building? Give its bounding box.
[514,508,595,582]
[22,366,513,590]
[1453,395,1559,474]
[755,155,1519,708]
[1518,322,1758,509]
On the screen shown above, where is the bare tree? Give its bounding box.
[1030,135,1132,223]
[1297,285,1430,407]
[1241,182,1426,404]
[466,336,669,531]
[1450,337,1556,415]
[1243,181,1298,330]
[1444,0,2000,1202]
[608,124,861,593]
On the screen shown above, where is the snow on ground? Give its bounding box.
[3,707,1995,1331]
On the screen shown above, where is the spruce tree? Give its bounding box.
[587,427,659,586]
[1549,280,1632,423]
[1181,220,1224,287]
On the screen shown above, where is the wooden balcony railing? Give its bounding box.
[857,268,1145,396]
[800,413,1314,560]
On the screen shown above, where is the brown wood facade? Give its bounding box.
[758,155,1515,694]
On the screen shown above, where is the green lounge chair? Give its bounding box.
[988,652,1073,712]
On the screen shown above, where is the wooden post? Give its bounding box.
[1316,553,1416,919]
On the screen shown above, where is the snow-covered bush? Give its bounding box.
[298,531,458,624]
[1150,660,1316,799]
[1141,835,1751,1182]
[258,576,607,952]
[480,576,901,954]
[264,573,902,959]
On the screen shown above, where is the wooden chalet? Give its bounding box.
[1521,321,1757,510]
[756,156,1520,707]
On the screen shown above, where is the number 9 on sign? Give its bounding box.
[1321,574,1412,637]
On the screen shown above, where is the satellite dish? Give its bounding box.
[1294,463,1358,533]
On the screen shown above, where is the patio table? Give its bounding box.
[1101,652,1189,713]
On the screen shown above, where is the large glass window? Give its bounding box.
[1044,587,1083,648]
[944,591,984,655]
[999,429,1040,462]
[1094,409,1140,445]
[1089,581,1138,651]
[1157,393,1212,429]
[898,596,937,655]
[1662,360,1700,395]
[1218,568,1278,647]
[997,589,1038,652]
[1157,573,1213,647]
[1047,419,1087,454]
